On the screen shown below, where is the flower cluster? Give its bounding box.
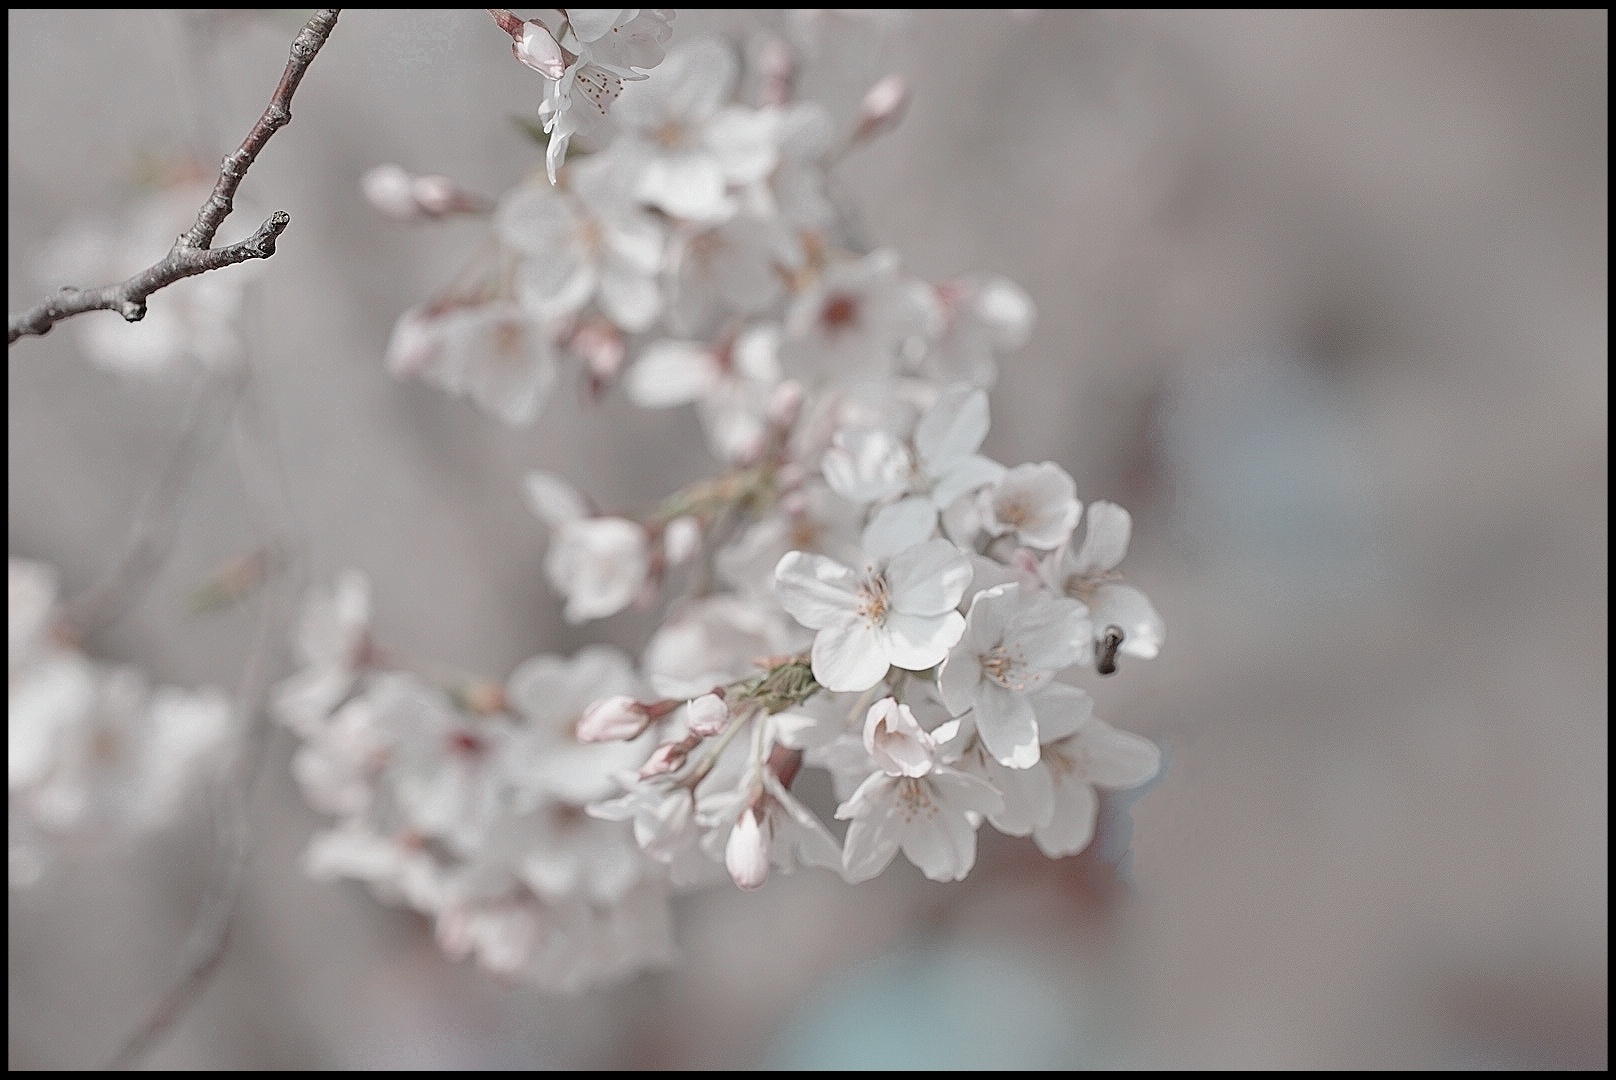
[9,558,239,887]
[315,10,1167,991]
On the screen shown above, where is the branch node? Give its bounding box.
[119,299,147,323]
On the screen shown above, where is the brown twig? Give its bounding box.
[7,9,341,346]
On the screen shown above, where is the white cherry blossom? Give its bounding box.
[504,646,647,804]
[981,461,1082,550]
[835,764,1002,883]
[496,164,665,333]
[272,570,373,737]
[773,538,972,692]
[611,39,782,223]
[785,248,941,376]
[1042,500,1166,666]
[546,516,652,623]
[937,583,1092,768]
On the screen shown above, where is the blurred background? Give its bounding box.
[8,9,1607,1069]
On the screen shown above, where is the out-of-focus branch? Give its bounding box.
[7,8,341,346]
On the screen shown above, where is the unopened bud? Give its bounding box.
[572,317,626,382]
[724,806,772,891]
[361,164,421,221]
[513,20,568,80]
[854,75,910,141]
[385,306,443,377]
[638,740,689,779]
[685,692,728,737]
[663,516,702,567]
[410,174,459,216]
[577,695,650,742]
[766,379,806,428]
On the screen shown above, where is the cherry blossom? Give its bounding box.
[774,538,973,692]
[937,582,1093,768]
[1042,500,1166,667]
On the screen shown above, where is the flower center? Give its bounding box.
[998,496,1032,528]
[447,729,485,757]
[656,120,686,149]
[820,293,859,333]
[895,777,937,823]
[981,645,1033,691]
[856,575,890,622]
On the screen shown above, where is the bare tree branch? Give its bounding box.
[7,9,341,347]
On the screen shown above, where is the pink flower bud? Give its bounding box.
[855,75,910,141]
[725,806,772,891]
[766,379,806,428]
[513,20,568,80]
[572,317,626,382]
[685,692,728,737]
[663,516,702,567]
[637,740,688,779]
[410,174,458,216]
[361,164,422,221]
[577,695,650,742]
[384,306,443,377]
[863,696,936,777]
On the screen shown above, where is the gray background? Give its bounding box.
[9,9,1607,1068]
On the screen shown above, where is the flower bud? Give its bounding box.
[410,174,459,216]
[577,695,650,742]
[724,806,772,891]
[663,516,702,567]
[685,692,728,737]
[637,740,688,779]
[766,379,806,428]
[361,164,421,221]
[863,696,935,777]
[854,75,910,141]
[513,20,568,80]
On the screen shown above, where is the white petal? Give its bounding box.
[915,386,989,472]
[1071,719,1161,789]
[928,766,1006,817]
[524,471,590,526]
[515,250,596,321]
[598,264,662,332]
[625,340,719,407]
[1006,589,1093,673]
[637,152,732,222]
[881,610,964,672]
[601,212,666,275]
[704,106,781,185]
[900,814,974,882]
[930,453,1005,510]
[972,683,1041,769]
[1033,778,1097,858]
[885,538,973,617]
[1070,501,1132,576]
[936,649,982,717]
[566,10,628,43]
[811,618,891,693]
[986,755,1054,836]
[1028,683,1095,743]
[822,428,911,504]
[1090,583,1164,660]
[841,813,903,883]
[773,551,860,630]
[860,496,936,562]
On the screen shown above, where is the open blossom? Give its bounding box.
[981,461,1082,550]
[923,273,1035,388]
[785,248,942,376]
[495,159,665,333]
[641,594,799,698]
[272,570,372,737]
[624,324,783,463]
[521,10,676,183]
[386,301,560,427]
[938,583,1091,768]
[505,646,646,802]
[824,385,1007,556]
[836,764,1002,883]
[774,538,972,693]
[546,516,652,623]
[610,39,782,223]
[1042,500,1165,666]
